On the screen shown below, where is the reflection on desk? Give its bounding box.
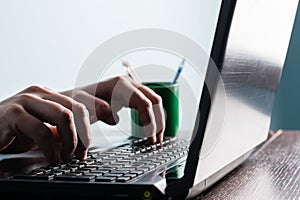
[196,130,300,200]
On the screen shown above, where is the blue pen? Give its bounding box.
[171,58,186,84]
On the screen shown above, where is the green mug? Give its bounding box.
[131,82,179,138]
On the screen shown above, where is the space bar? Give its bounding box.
[54,175,95,181]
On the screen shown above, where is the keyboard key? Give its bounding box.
[69,159,80,164]
[131,162,146,166]
[118,167,136,171]
[102,173,123,177]
[112,162,130,166]
[147,164,156,169]
[81,167,97,172]
[46,165,60,170]
[67,163,85,168]
[77,175,96,181]
[88,169,109,175]
[78,159,95,165]
[116,176,131,182]
[84,165,99,170]
[95,176,116,182]
[65,166,78,172]
[31,168,47,173]
[152,161,164,165]
[54,175,95,181]
[110,155,125,159]
[53,169,71,174]
[123,173,137,178]
[110,170,130,175]
[30,170,44,175]
[135,167,149,173]
[157,158,167,164]
[67,172,83,176]
[99,166,117,171]
[14,173,54,180]
[75,169,90,174]
[49,171,63,176]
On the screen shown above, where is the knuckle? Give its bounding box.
[142,99,153,111]
[152,94,162,105]
[26,85,46,93]
[96,101,109,112]
[60,108,74,124]
[113,75,126,83]
[71,90,85,101]
[95,102,110,116]
[73,102,89,118]
[7,104,25,115]
[16,93,36,103]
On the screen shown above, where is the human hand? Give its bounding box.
[0,76,165,165]
[0,86,91,165]
[61,76,165,144]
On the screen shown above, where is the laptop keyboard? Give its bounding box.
[12,137,189,183]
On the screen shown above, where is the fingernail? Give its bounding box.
[149,136,156,144]
[108,115,118,125]
[158,136,163,143]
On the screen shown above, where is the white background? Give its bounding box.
[0,0,221,134]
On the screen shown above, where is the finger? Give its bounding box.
[71,90,119,125]
[0,135,37,154]
[79,76,157,139]
[129,81,166,143]
[129,89,157,140]
[0,117,16,152]
[18,94,78,162]
[5,105,59,164]
[23,86,91,155]
[0,132,16,153]
[40,91,91,148]
[46,124,86,161]
[17,114,60,164]
[1,108,37,154]
[92,76,157,138]
[74,139,88,160]
[39,92,91,160]
[44,123,88,160]
[151,104,165,143]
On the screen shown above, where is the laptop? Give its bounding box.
[0,0,298,199]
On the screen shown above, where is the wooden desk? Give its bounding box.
[195,130,300,200]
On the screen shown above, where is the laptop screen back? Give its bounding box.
[192,0,299,187]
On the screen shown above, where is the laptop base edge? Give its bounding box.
[185,149,252,200]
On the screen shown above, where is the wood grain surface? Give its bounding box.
[196,130,300,200]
